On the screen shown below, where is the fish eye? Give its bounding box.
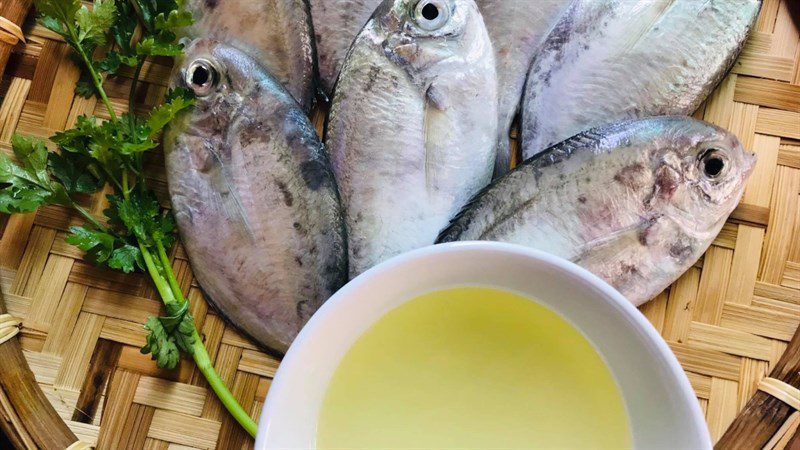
[413,0,451,31]
[699,149,728,180]
[185,59,218,96]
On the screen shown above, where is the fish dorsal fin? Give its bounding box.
[618,0,679,54]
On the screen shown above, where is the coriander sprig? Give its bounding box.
[0,0,258,437]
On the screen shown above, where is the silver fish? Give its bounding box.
[309,0,570,155]
[438,117,756,305]
[521,0,761,159]
[164,39,347,353]
[181,0,316,110]
[479,0,571,177]
[309,0,381,94]
[326,0,498,277]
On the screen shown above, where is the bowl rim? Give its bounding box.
[255,241,710,449]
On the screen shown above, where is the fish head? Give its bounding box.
[654,118,756,237]
[168,39,266,146]
[374,0,487,73]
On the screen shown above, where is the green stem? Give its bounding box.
[193,338,258,436]
[129,60,145,117]
[121,171,130,198]
[139,244,175,304]
[72,202,106,231]
[75,44,117,121]
[149,240,257,437]
[156,240,185,303]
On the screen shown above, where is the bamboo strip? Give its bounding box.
[669,342,742,381]
[756,108,800,139]
[0,77,31,142]
[22,349,61,385]
[744,134,782,208]
[663,267,700,343]
[237,349,280,378]
[10,226,55,297]
[760,166,800,283]
[739,358,769,410]
[693,246,734,325]
[133,376,208,417]
[707,378,740,442]
[147,410,221,449]
[24,254,74,331]
[721,303,799,341]
[95,369,141,448]
[734,76,800,112]
[688,322,774,360]
[725,225,766,305]
[41,283,87,356]
[54,312,104,390]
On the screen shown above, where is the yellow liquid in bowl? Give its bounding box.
[317,287,631,449]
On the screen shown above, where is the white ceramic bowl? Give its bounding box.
[255,242,711,449]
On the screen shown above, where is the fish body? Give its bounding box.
[326,0,498,277]
[181,0,316,110]
[164,40,347,353]
[309,0,381,94]
[479,0,571,176]
[438,117,756,305]
[521,0,761,159]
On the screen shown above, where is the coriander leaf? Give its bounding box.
[107,244,143,273]
[166,86,193,103]
[0,149,40,187]
[52,115,101,156]
[133,0,180,31]
[155,10,192,31]
[35,0,81,36]
[142,316,180,369]
[141,301,196,368]
[136,35,183,57]
[75,74,97,98]
[48,183,74,207]
[0,180,51,213]
[103,194,126,229]
[154,211,177,250]
[147,89,194,137]
[0,135,58,213]
[97,51,122,74]
[116,112,159,155]
[120,141,159,155]
[75,0,116,47]
[11,135,51,188]
[66,225,116,263]
[48,152,105,194]
[109,1,138,55]
[161,301,196,354]
[114,189,160,241]
[38,15,67,37]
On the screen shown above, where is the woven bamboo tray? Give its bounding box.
[0,1,798,449]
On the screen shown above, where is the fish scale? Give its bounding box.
[438,117,756,306]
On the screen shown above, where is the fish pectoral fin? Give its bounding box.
[425,83,449,111]
[207,152,256,240]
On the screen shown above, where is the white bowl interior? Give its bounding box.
[256,242,711,449]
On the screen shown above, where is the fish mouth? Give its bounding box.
[743,150,757,178]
